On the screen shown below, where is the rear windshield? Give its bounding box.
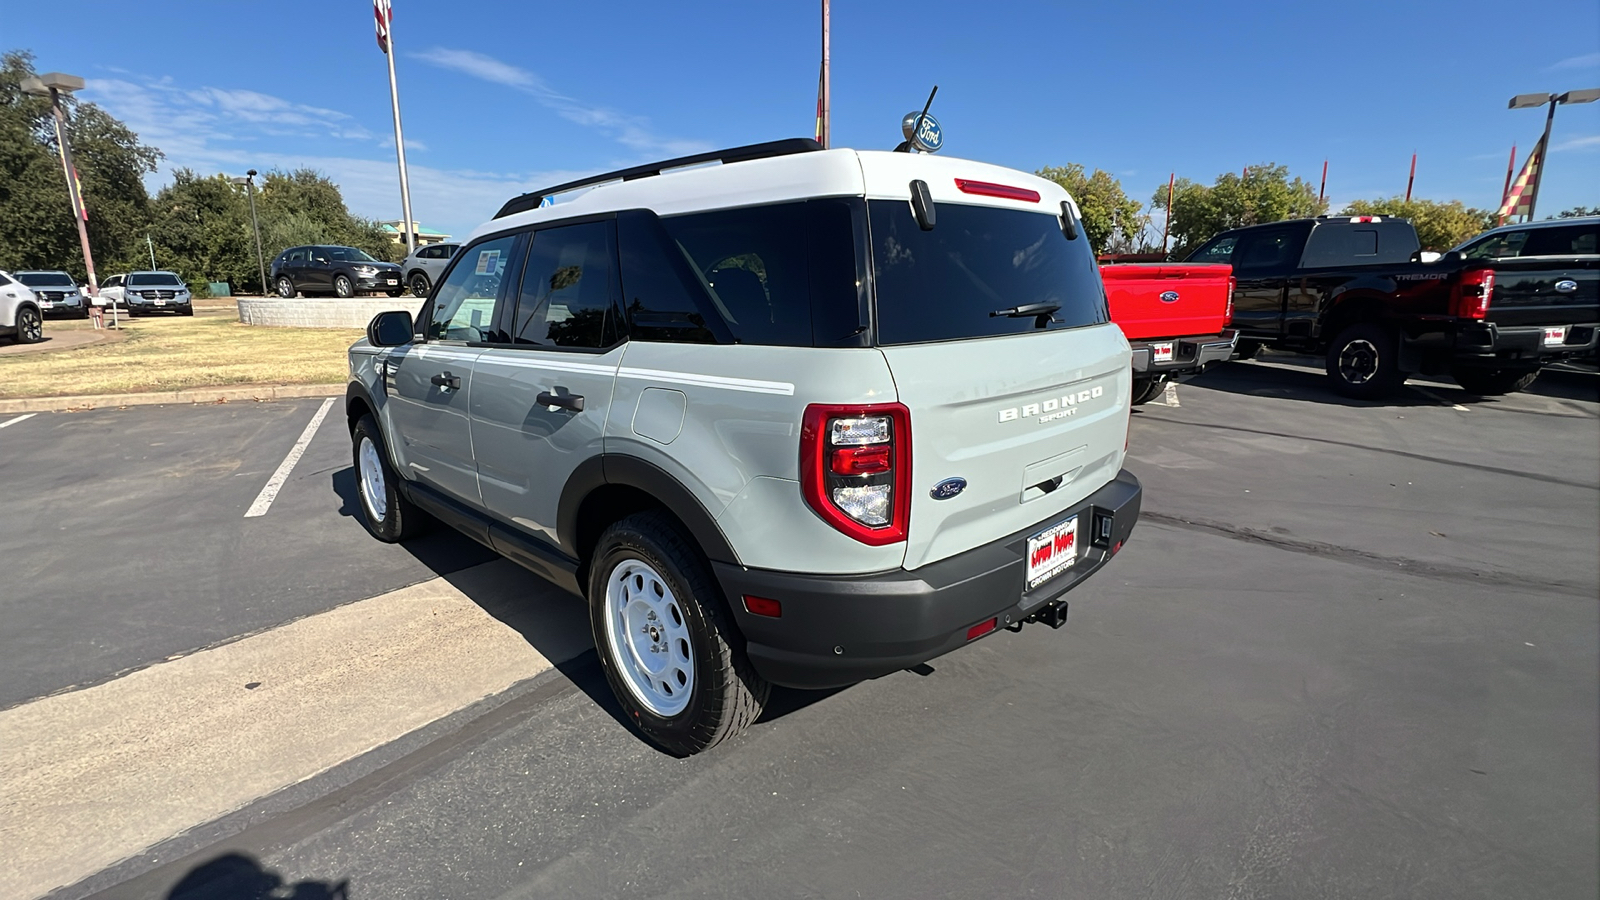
[1300,222,1419,265]
[868,200,1108,345]
[128,273,183,286]
[17,273,74,287]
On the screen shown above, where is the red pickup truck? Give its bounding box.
[1101,263,1237,404]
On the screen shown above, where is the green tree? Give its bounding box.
[0,50,160,277]
[1556,206,1599,218]
[256,168,401,263]
[1339,198,1494,251]
[1151,164,1326,258]
[1035,164,1144,255]
[148,169,258,291]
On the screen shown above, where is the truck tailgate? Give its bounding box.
[1102,263,1233,340]
[1487,258,1600,327]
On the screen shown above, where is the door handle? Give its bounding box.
[430,372,462,390]
[536,390,585,412]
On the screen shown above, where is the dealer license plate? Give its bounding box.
[1543,326,1567,347]
[38,301,53,309]
[1026,515,1079,591]
[1151,341,1174,363]
[154,298,166,306]
[386,277,399,285]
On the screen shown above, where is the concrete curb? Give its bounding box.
[0,383,345,414]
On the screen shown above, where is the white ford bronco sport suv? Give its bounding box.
[347,139,1142,755]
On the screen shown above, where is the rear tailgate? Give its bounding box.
[1102,263,1234,340]
[1487,257,1600,327]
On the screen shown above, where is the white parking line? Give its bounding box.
[1162,382,1181,407]
[1410,385,1471,411]
[0,413,37,429]
[244,398,336,518]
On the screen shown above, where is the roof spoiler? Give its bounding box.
[493,138,824,219]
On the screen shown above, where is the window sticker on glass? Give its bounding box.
[475,249,502,276]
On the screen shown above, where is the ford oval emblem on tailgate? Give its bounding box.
[1159,290,1180,303]
[930,477,967,500]
[1555,279,1578,293]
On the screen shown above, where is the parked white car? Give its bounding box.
[0,270,44,344]
[399,242,458,298]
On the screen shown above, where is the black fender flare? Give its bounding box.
[558,455,739,566]
[345,380,380,431]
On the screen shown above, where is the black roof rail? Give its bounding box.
[493,138,823,219]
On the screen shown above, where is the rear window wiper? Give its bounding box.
[990,302,1061,319]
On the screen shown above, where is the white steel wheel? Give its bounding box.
[357,434,388,522]
[603,557,695,718]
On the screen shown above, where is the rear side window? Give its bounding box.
[512,221,620,349]
[1461,230,1529,259]
[868,200,1107,345]
[1188,236,1237,264]
[1522,224,1599,256]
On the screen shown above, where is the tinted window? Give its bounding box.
[1300,226,1378,267]
[1232,229,1298,271]
[659,201,862,347]
[128,273,183,286]
[868,200,1107,345]
[512,221,619,349]
[1461,230,1528,259]
[617,211,722,344]
[324,247,377,262]
[0,273,12,286]
[17,273,74,286]
[427,234,517,342]
[1523,224,1599,256]
[287,249,309,263]
[1188,236,1237,264]
[439,244,459,257]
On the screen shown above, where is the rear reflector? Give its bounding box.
[831,444,892,475]
[955,179,1040,203]
[742,595,782,618]
[966,617,998,641]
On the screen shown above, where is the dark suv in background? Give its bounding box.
[269,245,403,299]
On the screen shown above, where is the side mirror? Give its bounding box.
[367,310,414,347]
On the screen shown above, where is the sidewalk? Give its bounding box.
[0,382,345,415]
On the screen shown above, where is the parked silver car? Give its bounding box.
[399,242,458,298]
[13,271,89,318]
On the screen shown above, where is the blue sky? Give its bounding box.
[8,0,1599,240]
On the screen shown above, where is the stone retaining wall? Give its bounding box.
[237,296,424,329]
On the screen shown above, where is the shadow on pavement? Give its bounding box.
[328,466,844,752]
[165,852,346,900]
[1193,353,1598,408]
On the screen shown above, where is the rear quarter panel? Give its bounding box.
[1102,263,1233,339]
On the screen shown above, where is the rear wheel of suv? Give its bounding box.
[352,414,429,542]
[276,276,297,299]
[1326,322,1403,399]
[15,306,43,343]
[334,275,355,298]
[589,512,769,756]
[409,273,430,298]
[1451,365,1539,396]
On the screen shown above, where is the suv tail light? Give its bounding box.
[800,403,911,545]
[1452,268,1495,319]
[1224,275,1236,326]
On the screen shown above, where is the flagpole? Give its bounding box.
[1404,153,1416,202]
[1522,98,1557,223]
[379,0,416,255]
[820,0,831,149]
[1499,143,1517,212]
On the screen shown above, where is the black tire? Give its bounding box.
[409,272,430,298]
[1131,376,1166,405]
[588,511,769,756]
[385,289,404,298]
[15,305,43,343]
[1451,366,1539,396]
[351,414,430,542]
[181,306,195,317]
[1325,322,1404,399]
[276,276,297,299]
[1234,339,1263,360]
[334,275,355,298]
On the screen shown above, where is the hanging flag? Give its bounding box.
[1497,140,1542,224]
[374,0,393,54]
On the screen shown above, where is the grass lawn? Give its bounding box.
[0,305,360,399]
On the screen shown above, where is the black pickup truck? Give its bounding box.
[1185,215,1599,397]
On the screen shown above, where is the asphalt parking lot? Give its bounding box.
[4,356,1597,900]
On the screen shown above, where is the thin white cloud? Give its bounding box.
[1547,52,1600,71]
[410,47,709,157]
[1553,134,1600,152]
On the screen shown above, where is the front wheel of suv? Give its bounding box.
[15,306,43,343]
[409,273,430,298]
[589,512,769,756]
[352,414,430,542]
[276,276,297,299]
[334,275,355,298]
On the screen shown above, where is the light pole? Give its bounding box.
[231,170,268,295]
[1508,88,1600,220]
[20,72,98,298]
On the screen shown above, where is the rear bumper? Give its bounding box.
[715,469,1142,689]
[1445,322,1598,365]
[1129,331,1237,376]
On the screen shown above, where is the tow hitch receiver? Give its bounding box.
[1006,601,1069,632]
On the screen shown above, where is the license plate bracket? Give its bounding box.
[1543,326,1568,347]
[1026,515,1079,591]
[1151,341,1174,363]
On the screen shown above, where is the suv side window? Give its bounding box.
[1462,230,1529,259]
[1233,228,1297,271]
[512,221,620,349]
[1523,224,1599,256]
[426,234,518,342]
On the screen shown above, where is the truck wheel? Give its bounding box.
[15,306,43,343]
[1326,322,1404,399]
[1131,376,1166,405]
[352,414,430,542]
[1234,339,1262,360]
[1451,366,1539,396]
[589,511,769,756]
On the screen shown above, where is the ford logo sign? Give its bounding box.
[1554,279,1578,293]
[1159,290,1180,303]
[930,477,967,500]
[901,111,943,153]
